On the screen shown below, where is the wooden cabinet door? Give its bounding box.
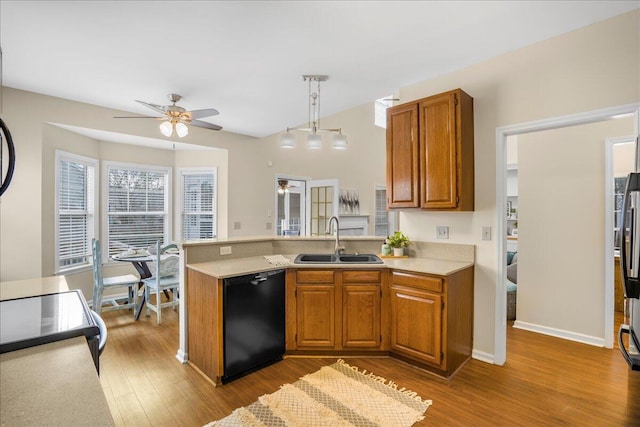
[386,103,419,208]
[342,285,381,348]
[390,285,442,366]
[419,92,458,209]
[296,285,336,348]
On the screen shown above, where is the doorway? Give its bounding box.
[494,103,640,366]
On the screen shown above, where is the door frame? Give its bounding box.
[494,102,640,366]
[274,174,310,236]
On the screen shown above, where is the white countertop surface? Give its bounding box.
[187,254,474,279]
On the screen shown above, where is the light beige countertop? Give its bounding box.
[0,275,70,301]
[0,276,115,426]
[187,254,474,279]
[1,337,115,426]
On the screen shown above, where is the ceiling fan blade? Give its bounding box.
[135,100,168,115]
[190,119,222,131]
[186,108,219,120]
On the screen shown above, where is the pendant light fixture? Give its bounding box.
[280,75,347,150]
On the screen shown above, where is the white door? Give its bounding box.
[306,179,339,236]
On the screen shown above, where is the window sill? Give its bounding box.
[56,264,93,276]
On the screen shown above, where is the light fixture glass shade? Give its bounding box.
[332,134,348,149]
[175,122,189,138]
[307,134,322,149]
[159,121,173,137]
[280,132,296,148]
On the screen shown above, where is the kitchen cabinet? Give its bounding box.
[389,267,474,377]
[295,270,337,348]
[386,88,474,211]
[342,270,382,348]
[287,269,385,352]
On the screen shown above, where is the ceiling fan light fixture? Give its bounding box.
[332,133,348,149]
[307,134,322,149]
[280,132,296,148]
[159,121,173,137]
[175,122,189,138]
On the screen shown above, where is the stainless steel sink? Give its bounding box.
[338,254,383,263]
[293,253,383,264]
[295,254,337,263]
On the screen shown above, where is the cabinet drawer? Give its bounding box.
[343,270,381,283]
[296,270,334,284]
[391,271,442,293]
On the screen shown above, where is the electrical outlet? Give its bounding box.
[266,222,272,230]
[233,221,241,230]
[220,246,232,255]
[482,226,492,241]
[436,226,449,239]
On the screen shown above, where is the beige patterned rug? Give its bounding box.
[205,359,432,427]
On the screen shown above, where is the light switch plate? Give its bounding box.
[482,226,492,241]
[233,221,241,230]
[436,226,449,239]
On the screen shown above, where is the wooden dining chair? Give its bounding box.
[91,238,140,315]
[142,241,180,324]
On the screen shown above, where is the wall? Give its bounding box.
[256,101,387,235]
[0,87,259,281]
[517,118,633,339]
[613,141,636,176]
[394,10,639,358]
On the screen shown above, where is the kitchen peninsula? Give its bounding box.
[180,236,474,385]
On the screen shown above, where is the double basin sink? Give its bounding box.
[293,253,383,264]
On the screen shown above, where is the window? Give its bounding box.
[105,163,171,258]
[180,169,217,240]
[55,151,97,272]
[374,95,398,129]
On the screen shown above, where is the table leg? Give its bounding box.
[134,282,145,320]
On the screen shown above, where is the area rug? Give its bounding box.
[205,359,432,427]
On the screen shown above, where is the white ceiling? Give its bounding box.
[2,1,638,138]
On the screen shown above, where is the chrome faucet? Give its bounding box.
[326,216,345,255]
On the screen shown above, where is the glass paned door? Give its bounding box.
[306,179,339,236]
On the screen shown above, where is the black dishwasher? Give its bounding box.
[222,269,285,383]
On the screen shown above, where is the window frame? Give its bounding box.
[54,150,98,273]
[103,161,172,262]
[178,167,217,241]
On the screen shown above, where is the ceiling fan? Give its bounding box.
[114,93,222,137]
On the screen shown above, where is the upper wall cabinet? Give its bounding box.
[386,88,474,211]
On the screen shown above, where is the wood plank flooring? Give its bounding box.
[99,308,640,427]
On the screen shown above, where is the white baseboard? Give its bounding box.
[472,349,495,364]
[513,320,605,347]
[175,349,188,364]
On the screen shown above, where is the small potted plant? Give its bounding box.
[388,231,411,256]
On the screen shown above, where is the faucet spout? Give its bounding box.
[326,216,345,255]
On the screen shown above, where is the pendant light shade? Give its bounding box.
[332,133,348,149]
[307,134,322,149]
[159,121,173,137]
[280,132,296,148]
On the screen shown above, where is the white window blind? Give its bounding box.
[106,164,170,257]
[56,151,97,271]
[374,187,389,237]
[181,170,216,240]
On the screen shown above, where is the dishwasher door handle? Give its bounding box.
[250,276,268,285]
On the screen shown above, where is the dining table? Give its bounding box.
[113,251,178,320]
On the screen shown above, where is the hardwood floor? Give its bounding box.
[99,307,640,427]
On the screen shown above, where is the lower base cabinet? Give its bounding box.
[287,269,385,353]
[389,268,474,377]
